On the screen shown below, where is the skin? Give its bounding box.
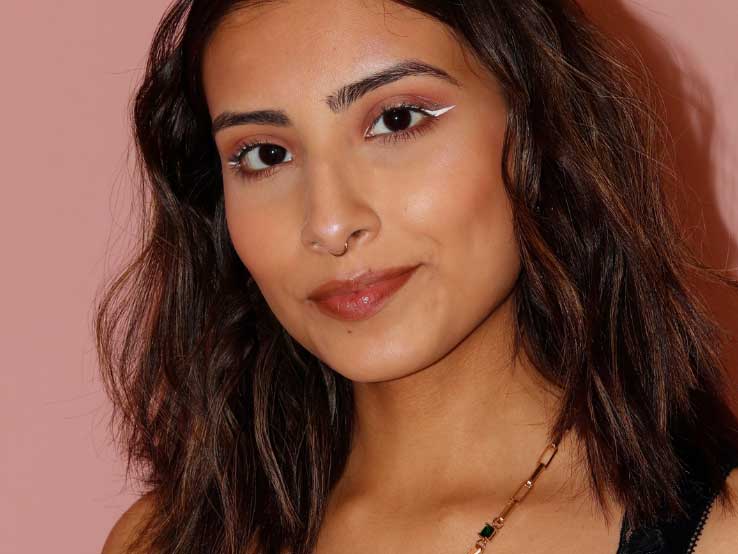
[103,1,738,553]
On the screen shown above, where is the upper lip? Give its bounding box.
[308,264,419,300]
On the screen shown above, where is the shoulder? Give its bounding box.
[101,493,157,554]
[695,467,738,554]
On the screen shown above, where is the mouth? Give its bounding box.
[308,264,420,322]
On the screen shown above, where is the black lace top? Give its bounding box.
[615,446,738,554]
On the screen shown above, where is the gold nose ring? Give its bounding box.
[329,241,349,257]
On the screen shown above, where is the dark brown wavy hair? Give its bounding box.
[95,1,738,552]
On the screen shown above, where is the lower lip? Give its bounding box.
[311,266,419,322]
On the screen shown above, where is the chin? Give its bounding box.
[324,341,443,384]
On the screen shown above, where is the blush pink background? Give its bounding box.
[1,2,736,553]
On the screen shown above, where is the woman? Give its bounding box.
[98,1,738,553]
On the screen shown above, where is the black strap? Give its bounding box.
[616,450,737,554]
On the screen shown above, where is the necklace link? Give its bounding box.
[464,441,560,553]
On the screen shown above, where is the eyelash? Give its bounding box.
[226,102,445,182]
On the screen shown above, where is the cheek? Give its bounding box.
[223,188,294,288]
[402,119,514,251]
[438,169,517,291]
[224,193,307,331]
[399,120,520,299]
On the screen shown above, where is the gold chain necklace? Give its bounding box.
[464,441,560,554]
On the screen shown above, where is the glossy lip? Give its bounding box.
[307,264,421,322]
[307,264,420,301]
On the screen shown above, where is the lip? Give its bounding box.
[308,264,420,322]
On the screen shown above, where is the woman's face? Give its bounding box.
[203,0,520,382]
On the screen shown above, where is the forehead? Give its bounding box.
[201,0,485,113]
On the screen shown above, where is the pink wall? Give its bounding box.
[1,2,735,553]
[1,2,171,552]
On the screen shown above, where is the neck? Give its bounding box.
[333,294,582,509]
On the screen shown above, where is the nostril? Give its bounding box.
[349,228,367,242]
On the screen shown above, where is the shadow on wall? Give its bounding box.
[581,0,738,393]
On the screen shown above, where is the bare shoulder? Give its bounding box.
[695,468,738,554]
[101,493,157,554]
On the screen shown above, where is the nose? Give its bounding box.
[300,159,380,257]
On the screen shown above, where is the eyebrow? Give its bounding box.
[212,109,289,136]
[325,59,460,112]
[211,59,461,135]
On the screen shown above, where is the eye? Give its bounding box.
[227,141,294,180]
[365,103,455,140]
[366,106,425,138]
